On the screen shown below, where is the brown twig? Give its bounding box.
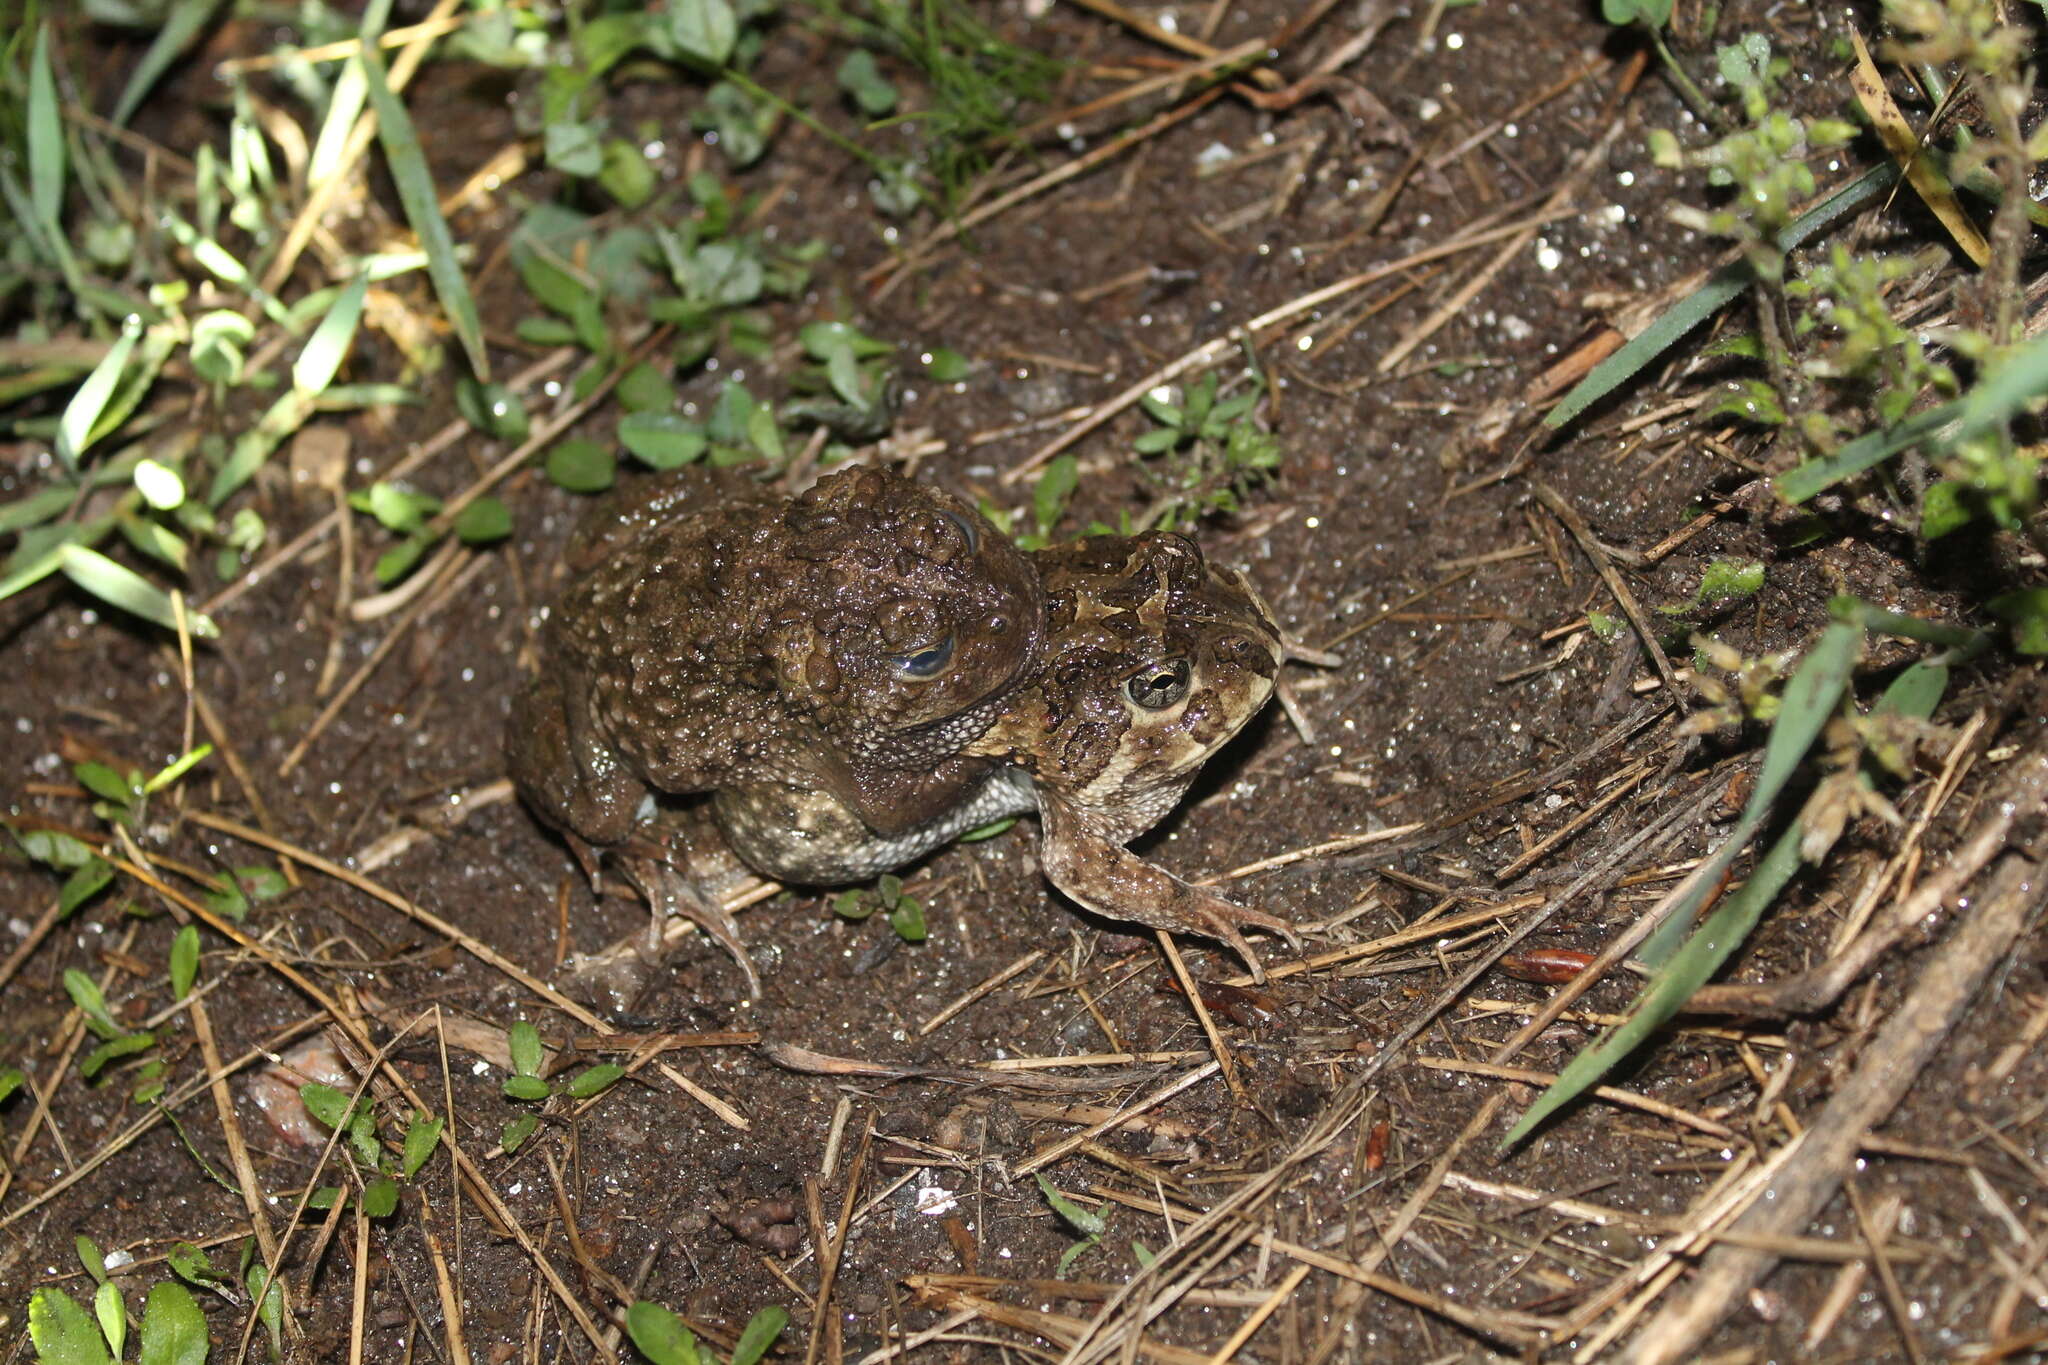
[1616,742,2048,1365]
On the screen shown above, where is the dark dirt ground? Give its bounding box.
[5,1,2048,1361]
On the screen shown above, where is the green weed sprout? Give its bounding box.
[1131,372,1283,531]
[29,1235,211,1365]
[626,1301,787,1365]
[499,1019,625,1154]
[829,873,928,943]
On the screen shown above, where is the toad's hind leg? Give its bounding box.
[1035,792,1301,983]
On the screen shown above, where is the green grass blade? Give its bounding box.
[0,483,79,534]
[28,25,65,232]
[1501,618,1862,1149]
[58,544,219,637]
[1775,400,1961,504]
[293,274,367,396]
[54,323,139,471]
[110,0,224,127]
[1546,164,1897,432]
[357,49,491,382]
[0,542,66,605]
[1641,618,1860,966]
[1501,815,1807,1148]
[1949,326,2048,446]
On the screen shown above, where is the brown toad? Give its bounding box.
[714,530,1299,977]
[507,466,1046,989]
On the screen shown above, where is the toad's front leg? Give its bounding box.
[1034,791,1301,983]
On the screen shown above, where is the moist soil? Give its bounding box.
[4,2,2046,1362]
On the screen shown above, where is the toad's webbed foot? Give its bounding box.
[1035,793,1300,983]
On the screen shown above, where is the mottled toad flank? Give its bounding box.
[507,466,1046,991]
[716,531,1300,978]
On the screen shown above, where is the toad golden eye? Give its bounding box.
[892,637,956,679]
[1124,659,1191,710]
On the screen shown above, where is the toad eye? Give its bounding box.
[892,636,956,680]
[941,509,979,552]
[1123,659,1191,711]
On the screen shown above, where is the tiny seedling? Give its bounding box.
[499,1019,625,1154]
[1035,1174,1108,1276]
[1657,559,1765,618]
[1131,372,1283,531]
[626,1300,788,1365]
[829,873,927,943]
[296,1082,445,1219]
[27,1232,212,1365]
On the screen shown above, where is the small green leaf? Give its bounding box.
[956,816,1018,843]
[566,1064,624,1099]
[1991,588,2048,655]
[80,1031,155,1080]
[27,1286,114,1365]
[293,274,368,397]
[503,1075,552,1102]
[374,534,435,586]
[924,347,970,382]
[616,362,677,414]
[27,26,66,232]
[626,1300,700,1365]
[94,1279,125,1359]
[143,744,214,795]
[137,1279,210,1365]
[1919,479,1971,539]
[401,1114,443,1177]
[837,49,898,116]
[667,0,737,65]
[16,828,96,870]
[501,1114,539,1152]
[1036,1174,1106,1235]
[1034,454,1078,535]
[360,52,489,381]
[1878,660,1949,721]
[169,924,200,1000]
[74,761,135,805]
[1601,0,1672,26]
[508,1020,544,1077]
[830,889,873,920]
[1696,559,1764,606]
[245,1258,284,1348]
[134,459,186,510]
[454,497,513,545]
[546,439,617,493]
[618,413,708,469]
[358,481,436,533]
[58,544,218,636]
[56,326,139,470]
[166,1242,222,1287]
[359,1177,400,1217]
[64,969,120,1037]
[598,138,656,208]
[61,858,114,916]
[456,381,530,442]
[888,897,927,943]
[730,1305,789,1365]
[0,1067,24,1105]
[298,1083,352,1132]
[76,1235,110,1285]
